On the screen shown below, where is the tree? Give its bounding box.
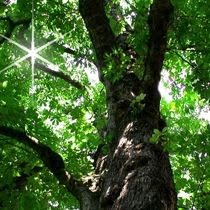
[0,0,209,209]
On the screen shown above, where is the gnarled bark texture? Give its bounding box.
[79,0,177,209]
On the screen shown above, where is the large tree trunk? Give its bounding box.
[79,0,177,209]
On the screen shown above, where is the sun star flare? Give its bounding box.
[0,0,69,93]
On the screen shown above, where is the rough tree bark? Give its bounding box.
[78,0,177,209]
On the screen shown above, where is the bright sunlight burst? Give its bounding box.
[29,49,37,60]
[0,0,69,92]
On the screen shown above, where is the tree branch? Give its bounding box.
[34,62,86,90]
[0,126,94,204]
[79,0,116,71]
[52,43,97,67]
[143,0,174,87]
[173,51,197,68]
[62,44,97,66]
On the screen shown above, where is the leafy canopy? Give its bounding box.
[0,0,209,209]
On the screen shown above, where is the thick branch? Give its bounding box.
[0,126,93,204]
[34,62,86,90]
[79,0,120,139]
[79,0,116,71]
[143,0,174,87]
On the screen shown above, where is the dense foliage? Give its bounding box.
[0,0,209,209]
